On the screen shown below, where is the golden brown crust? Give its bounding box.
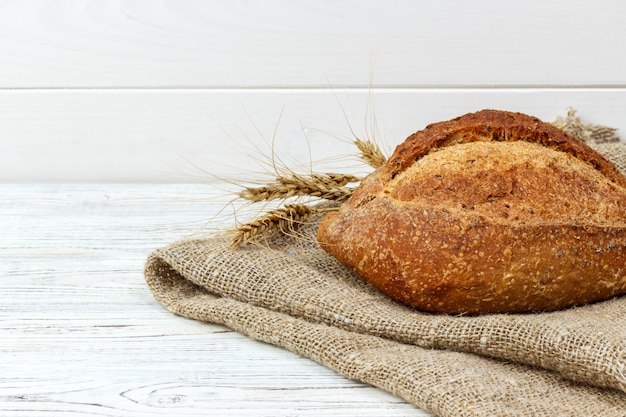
[382,110,626,189]
[317,110,626,314]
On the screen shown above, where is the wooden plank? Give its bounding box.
[0,88,624,182]
[0,0,624,88]
[0,184,433,416]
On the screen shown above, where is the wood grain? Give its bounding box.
[0,0,624,88]
[0,184,433,416]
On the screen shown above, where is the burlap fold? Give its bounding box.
[145,120,626,417]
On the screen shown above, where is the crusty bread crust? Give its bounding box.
[382,110,626,188]
[317,110,626,314]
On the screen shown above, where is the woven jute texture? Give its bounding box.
[145,113,626,417]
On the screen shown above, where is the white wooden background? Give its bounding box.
[1,1,625,416]
[1,0,625,183]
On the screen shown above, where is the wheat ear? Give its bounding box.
[354,139,387,168]
[239,173,360,203]
[232,204,338,247]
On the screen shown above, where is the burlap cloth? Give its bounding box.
[145,112,626,416]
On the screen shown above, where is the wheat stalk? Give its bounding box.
[239,173,360,203]
[231,204,338,247]
[231,139,384,247]
[312,173,362,187]
[354,139,387,169]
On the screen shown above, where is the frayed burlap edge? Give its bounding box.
[554,108,620,144]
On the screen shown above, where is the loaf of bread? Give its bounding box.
[317,110,626,314]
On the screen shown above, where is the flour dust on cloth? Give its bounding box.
[145,113,626,417]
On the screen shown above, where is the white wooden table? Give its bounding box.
[0,184,433,416]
